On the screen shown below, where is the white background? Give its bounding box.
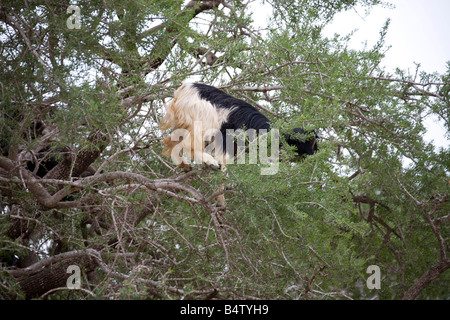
[252,0,449,150]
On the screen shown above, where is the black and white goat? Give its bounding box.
[160,82,318,172]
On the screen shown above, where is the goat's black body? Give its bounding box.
[193,83,271,132]
[284,127,318,156]
[192,83,317,157]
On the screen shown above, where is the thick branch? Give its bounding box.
[8,249,100,299]
[351,194,400,239]
[1,153,211,209]
[0,156,72,208]
[402,259,450,300]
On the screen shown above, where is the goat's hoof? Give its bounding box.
[179,163,192,172]
[204,162,219,170]
[209,164,219,171]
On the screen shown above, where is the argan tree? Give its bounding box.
[0,0,448,299]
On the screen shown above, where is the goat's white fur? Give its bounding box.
[160,83,232,170]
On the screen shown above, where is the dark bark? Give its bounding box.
[45,130,107,180]
[402,259,450,300]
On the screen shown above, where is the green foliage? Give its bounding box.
[0,0,448,300]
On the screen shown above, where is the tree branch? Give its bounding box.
[8,249,100,299]
[402,259,450,300]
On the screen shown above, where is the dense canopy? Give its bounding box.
[0,0,448,300]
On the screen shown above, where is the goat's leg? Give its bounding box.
[215,159,227,207]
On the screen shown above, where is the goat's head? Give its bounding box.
[283,127,318,158]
